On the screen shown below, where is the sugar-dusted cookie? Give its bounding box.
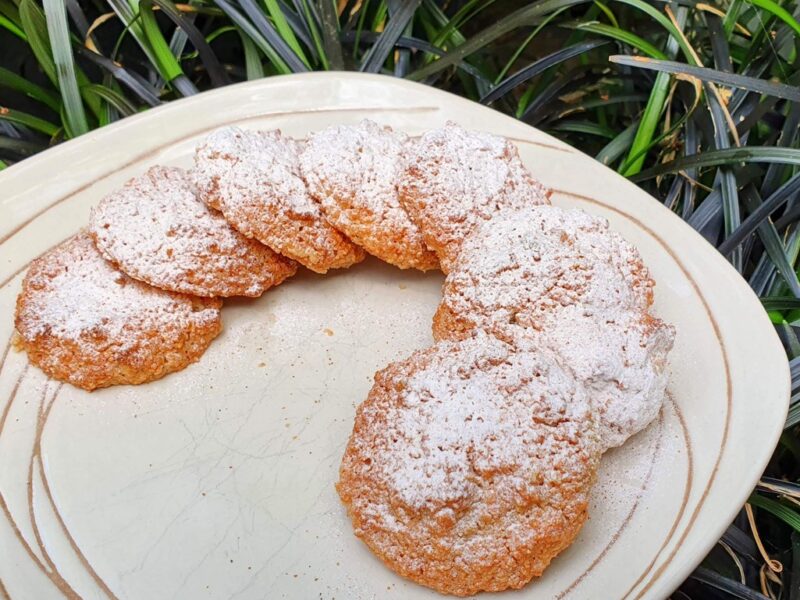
[337,333,600,596]
[433,206,674,449]
[90,166,297,297]
[14,232,222,391]
[192,126,365,273]
[299,120,438,271]
[398,122,550,272]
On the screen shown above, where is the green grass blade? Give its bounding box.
[704,84,742,271]
[749,494,800,534]
[481,40,609,104]
[139,0,189,85]
[82,84,137,117]
[631,147,800,181]
[619,4,686,176]
[0,12,26,39]
[0,135,46,159]
[318,0,342,69]
[241,32,265,79]
[76,46,162,106]
[495,8,569,83]
[263,0,310,68]
[0,106,59,136]
[691,567,772,600]
[0,66,60,112]
[42,0,89,137]
[19,0,101,121]
[718,174,800,255]
[596,122,637,165]
[593,0,618,26]
[550,119,617,138]
[153,0,230,86]
[612,0,696,64]
[426,0,490,48]
[762,298,800,311]
[296,0,328,69]
[406,0,592,81]
[18,0,57,86]
[568,21,668,59]
[620,71,670,176]
[361,0,422,73]
[237,0,308,72]
[214,0,292,74]
[740,186,800,297]
[723,0,744,36]
[610,55,800,101]
[746,0,800,37]
[105,0,163,77]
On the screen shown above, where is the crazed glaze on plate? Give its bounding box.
[0,73,789,600]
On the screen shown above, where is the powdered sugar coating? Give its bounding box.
[434,205,674,449]
[191,127,365,273]
[398,121,550,272]
[90,166,297,297]
[299,120,438,271]
[434,205,654,336]
[14,232,222,390]
[534,307,673,449]
[337,333,600,596]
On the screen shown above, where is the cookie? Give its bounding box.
[90,166,297,297]
[533,305,674,450]
[433,206,674,449]
[299,120,438,271]
[191,126,365,273]
[336,333,600,596]
[14,232,223,391]
[397,122,550,272]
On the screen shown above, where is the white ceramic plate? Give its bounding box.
[0,73,789,600]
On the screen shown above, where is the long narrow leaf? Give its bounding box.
[139,0,198,94]
[82,84,137,117]
[718,174,800,256]
[76,46,162,106]
[214,0,291,74]
[236,0,308,72]
[153,0,230,86]
[342,31,491,83]
[294,0,327,68]
[749,494,800,534]
[481,40,609,104]
[240,32,264,79]
[0,107,59,136]
[406,0,592,81]
[746,0,800,36]
[762,102,800,197]
[318,0,343,70]
[568,21,667,59]
[691,567,771,600]
[42,0,89,137]
[620,5,686,176]
[632,147,800,181]
[0,66,60,112]
[705,83,742,271]
[739,186,800,297]
[0,11,26,39]
[0,135,45,158]
[609,55,800,101]
[18,0,57,85]
[360,0,421,73]
[263,0,310,68]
